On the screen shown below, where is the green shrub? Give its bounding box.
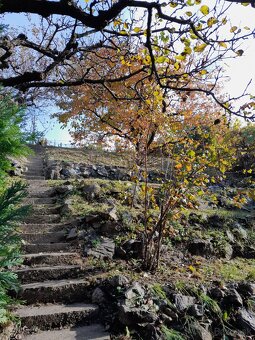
[0,181,29,326]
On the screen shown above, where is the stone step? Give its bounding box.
[21,231,66,244]
[19,278,91,304]
[24,324,108,340]
[24,197,57,205]
[15,265,89,283]
[31,205,60,215]
[25,170,44,175]
[22,242,74,254]
[19,223,68,233]
[27,191,55,198]
[23,214,61,224]
[21,252,82,267]
[27,188,55,198]
[15,303,99,332]
[25,176,46,180]
[23,324,110,340]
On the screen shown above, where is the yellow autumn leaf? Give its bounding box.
[183,46,192,55]
[230,26,238,33]
[175,55,186,61]
[170,2,178,8]
[194,43,207,52]
[175,163,182,169]
[186,11,193,17]
[200,69,207,75]
[174,61,180,70]
[119,30,128,35]
[218,41,227,49]
[207,17,218,27]
[222,17,227,25]
[241,2,250,6]
[200,5,209,15]
[186,164,192,172]
[244,26,250,30]
[156,56,166,63]
[133,27,141,33]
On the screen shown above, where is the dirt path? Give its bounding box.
[14,146,109,340]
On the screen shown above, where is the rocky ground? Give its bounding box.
[5,145,255,339]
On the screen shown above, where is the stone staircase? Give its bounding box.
[14,146,110,340]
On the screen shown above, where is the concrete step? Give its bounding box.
[24,197,57,205]
[19,223,69,233]
[21,231,66,244]
[23,214,61,224]
[22,242,74,254]
[23,324,110,339]
[21,252,82,267]
[15,303,99,332]
[15,265,89,283]
[19,278,91,304]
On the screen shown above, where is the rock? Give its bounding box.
[97,166,108,177]
[226,229,235,243]
[61,198,73,216]
[108,275,129,287]
[55,185,73,195]
[188,212,206,225]
[243,245,255,259]
[66,227,77,240]
[188,239,213,257]
[100,221,119,235]
[174,294,196,312]
[60,167,77,179]
[118,304,156,326]
[232,224,248,240]
[237,308,255,333]
[82,183,101,200]
[107,207,119,222]
[85,237,115,259]
[222,288,243,308]
[79,167,91,178]
[207,214,226,228]
[92,287,106,305]
[138,323,162,340]
[160,306,178,320]
[189,304,204,317]
[220,243,233,260]
[191,323,212,340]
[208,287,224,301]
[238,282,255,297]
[118,239,143,259]
[125,282,145,300]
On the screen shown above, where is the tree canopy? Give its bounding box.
[1,0,255,119]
